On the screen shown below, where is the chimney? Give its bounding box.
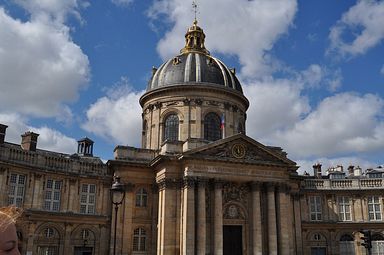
[313,163,322,178]
[348,165,354,176]
[21,131,39,151]
[0,124,7,144]
[77,137,94,157]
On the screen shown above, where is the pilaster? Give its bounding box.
[251,181,262,255]
[266,182,278,255]
[214,180,223,255]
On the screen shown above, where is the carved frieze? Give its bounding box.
[223,204,245,220]
[191,141,283,164]
[223,182,249,206]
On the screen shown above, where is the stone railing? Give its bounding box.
[303,178,384,190]
[0,145,107,176]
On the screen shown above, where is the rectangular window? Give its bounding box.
[38,246,58,255]
[44,179,62,211]
[338,196,352,221]
[309,196,322,221]
[368,196,382,221]
[80,184,96,214]
[8,173,26,207]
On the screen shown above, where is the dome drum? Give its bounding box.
[140,20,248,150]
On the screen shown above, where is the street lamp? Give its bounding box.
[110,175,125,255]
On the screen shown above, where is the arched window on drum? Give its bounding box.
[204,112,221,141]
[163,114,179,142]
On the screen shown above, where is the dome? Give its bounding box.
[146,21,243,94]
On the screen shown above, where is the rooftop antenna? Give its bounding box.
[192,0,199,23]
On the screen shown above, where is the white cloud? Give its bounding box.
[0,113,77,154]
[328,0,384,57]
[82,78,144,146]
[147,0,297,78]
[243,78,310,139]
[273,93,384,158]
[111,0,133,7]
[14,0,88,23]
[0,5,89,119]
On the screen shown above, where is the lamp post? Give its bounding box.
[110,175,125,255]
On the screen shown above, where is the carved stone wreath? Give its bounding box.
[224,204,245,219]
[223,183,249,206]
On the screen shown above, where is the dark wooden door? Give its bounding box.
[223,225,242,255]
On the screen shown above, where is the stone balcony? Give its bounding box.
[303,178,384,190]
[0,143,108,176]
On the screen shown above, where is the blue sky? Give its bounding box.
[0,0,383,174]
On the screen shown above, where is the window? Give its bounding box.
[135,188,148,207]
[44,227,55,238]
[311,247,326,255]
[339,234,355,255]
[372,234,384,255]
[309,196,322,221]
[80,184,96,214]
[8,173,26,207]
[204,112,221,141]
[81,229,90,240]
[338,196,351,221]
[133,228,146,251]
[163,114,179,142]
[44,179,62,211]
[38,246,58,255]
[368,196,382,221]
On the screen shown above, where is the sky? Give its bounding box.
[0,0,383,174]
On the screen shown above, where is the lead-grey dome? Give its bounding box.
[146,20,243,94]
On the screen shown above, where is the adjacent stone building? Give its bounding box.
[0,19,383,255]
[0,124,111,255]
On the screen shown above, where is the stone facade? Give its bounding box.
[1,19,383,255]
[0,127,111,255]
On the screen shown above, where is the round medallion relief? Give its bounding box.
[232,143,246,158]
[228,205,238,218]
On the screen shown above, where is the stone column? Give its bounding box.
[277,184,290,255]
[121,184,134,254]
[197,179,207,255]
[182,178,195,255]
[293,193,303,255]
[251,182,263,255]
[267,183,278,255]
[214,181,223,255]
[157,178,179,255]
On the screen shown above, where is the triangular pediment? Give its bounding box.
[182,134,296,167]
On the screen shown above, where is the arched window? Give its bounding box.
[204,112,221,141]
[163,114,179,142]
[372,234,384,255]
[339,234,354,255]
[44,227,56,238]
[142,120,147,148]
[133,228,146,251]
[135,188,148,207]
[37,227,60,255]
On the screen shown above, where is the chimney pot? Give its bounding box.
[0,124,8,144]
[313,163,322,178]
[21,131,39,151]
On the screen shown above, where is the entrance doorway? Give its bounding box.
[223,225,242,255]
[74,247,93,255]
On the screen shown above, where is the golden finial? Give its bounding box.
[192,0,198,23]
